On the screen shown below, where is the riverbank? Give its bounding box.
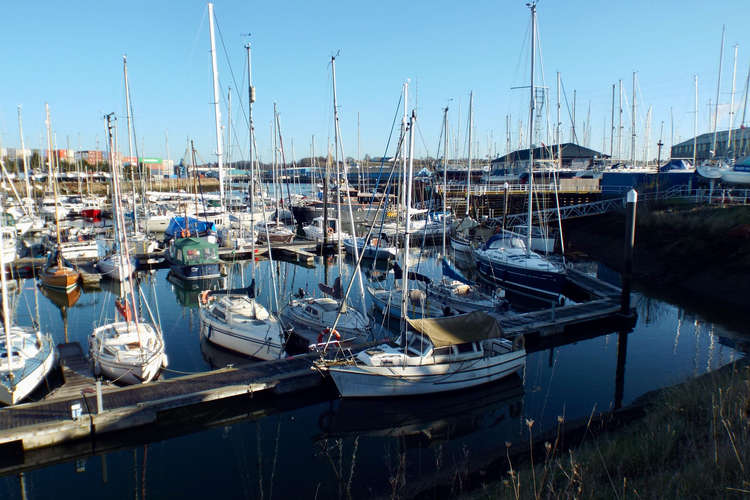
[450,358,749,499]
[563,205,750,312]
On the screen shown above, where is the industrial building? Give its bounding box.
[671,128,750,161]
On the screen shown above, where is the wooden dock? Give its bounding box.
[0,344,324,454]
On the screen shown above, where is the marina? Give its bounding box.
[0,0,748,497]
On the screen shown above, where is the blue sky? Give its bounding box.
[1,0,749,164]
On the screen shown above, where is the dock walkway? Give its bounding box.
[0,346,322,452]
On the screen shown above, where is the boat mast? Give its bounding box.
[45,104,63,264]
[526,1,536,254]
[442,105,449,256]
[246,42,255,282]
[123,55,139,234]
[330,55,368,318]
[557,72,562,169]
[727,44,738,157]
[694,75,699,167]
[711,25,725,158]
[207,3,225,213]
[400,110,416,337]
[631,72,637,166]
[618,79,623,162]
[17,106,31,205]
[610,84,615,160]
[0,216,14,392]
[465,91,473,218]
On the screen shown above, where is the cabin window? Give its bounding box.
[213,309,226,321]
[455,342,474,354]
[433,346,451,357]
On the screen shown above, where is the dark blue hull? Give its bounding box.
[169,262,221,281]
[477,256,565,299]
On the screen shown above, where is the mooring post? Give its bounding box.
[621,189,637,314]
[96,379,103,414]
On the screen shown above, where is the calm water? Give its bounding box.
[0,246,746,499]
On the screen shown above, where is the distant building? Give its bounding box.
[671,128,750,161]
[491,143,607,170]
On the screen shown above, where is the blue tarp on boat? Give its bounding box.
[164,217,216,240]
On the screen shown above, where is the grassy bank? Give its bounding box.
[563,205,750,309]
[459,360,749,499]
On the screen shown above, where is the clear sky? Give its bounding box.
[1,0,749,165]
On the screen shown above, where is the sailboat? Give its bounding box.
[321,111,525,397]
[97,97,134,282]
[0,216,56,405]
[282,56,369,346]
[40,104,80,293]
[89,114,167,385]
[198,40,287,361]
[474,3,566,300]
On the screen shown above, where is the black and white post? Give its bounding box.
[621,189,637,314]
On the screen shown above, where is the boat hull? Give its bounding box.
[476,254,565,299]
[200,310,284,361]
[327,351,525,397]
[41,268,79,292]
[0,332,56,405]
[169,263,222,281]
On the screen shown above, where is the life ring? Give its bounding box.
[318,328,341,344]
[512,335,525,351]
[327,226,334,235]
[199,290,211,304]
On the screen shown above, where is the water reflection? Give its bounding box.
[316,375,523,446]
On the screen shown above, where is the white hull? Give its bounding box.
[328,349,525,397]
[145,215,172,232]
[89,321,167,384]
[199,296,285,361]
[200,312,284,361]
[720,169,750,185]
[0,329,56,405]
[280,298,368,339]
[96,255,135,281]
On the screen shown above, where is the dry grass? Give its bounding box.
[466,361,749,499]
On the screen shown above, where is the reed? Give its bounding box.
[463,360,749,499]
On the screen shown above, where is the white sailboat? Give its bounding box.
[0,215,56,405]
[97,102,134,281]
[89,114,166,384]
[322,111,525,397]
[199,37,286,361]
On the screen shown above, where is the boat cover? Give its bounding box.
[406,310,503,348]
[164,217,216,240]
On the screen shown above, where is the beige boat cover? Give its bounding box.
[406,311,503,348]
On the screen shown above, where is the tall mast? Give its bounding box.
[711,25,725,157]
[526,1,536,254]
[610,84,615,159]
[442,105,449,256]
[557,72,562,169]
[208,3,225,212]
[0,215,13,391]
[330,55,367,318]
[728,44,738,156]
[123,55,139,234]
[631,72,637,166]
[694,75,699,166]
[465,91,473,217]
[618,79,623,162]
[246,42,255,281]
[17,106,31,204]
[400,110,416,337]
[45,104,62,260]
[742,63,750,129]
